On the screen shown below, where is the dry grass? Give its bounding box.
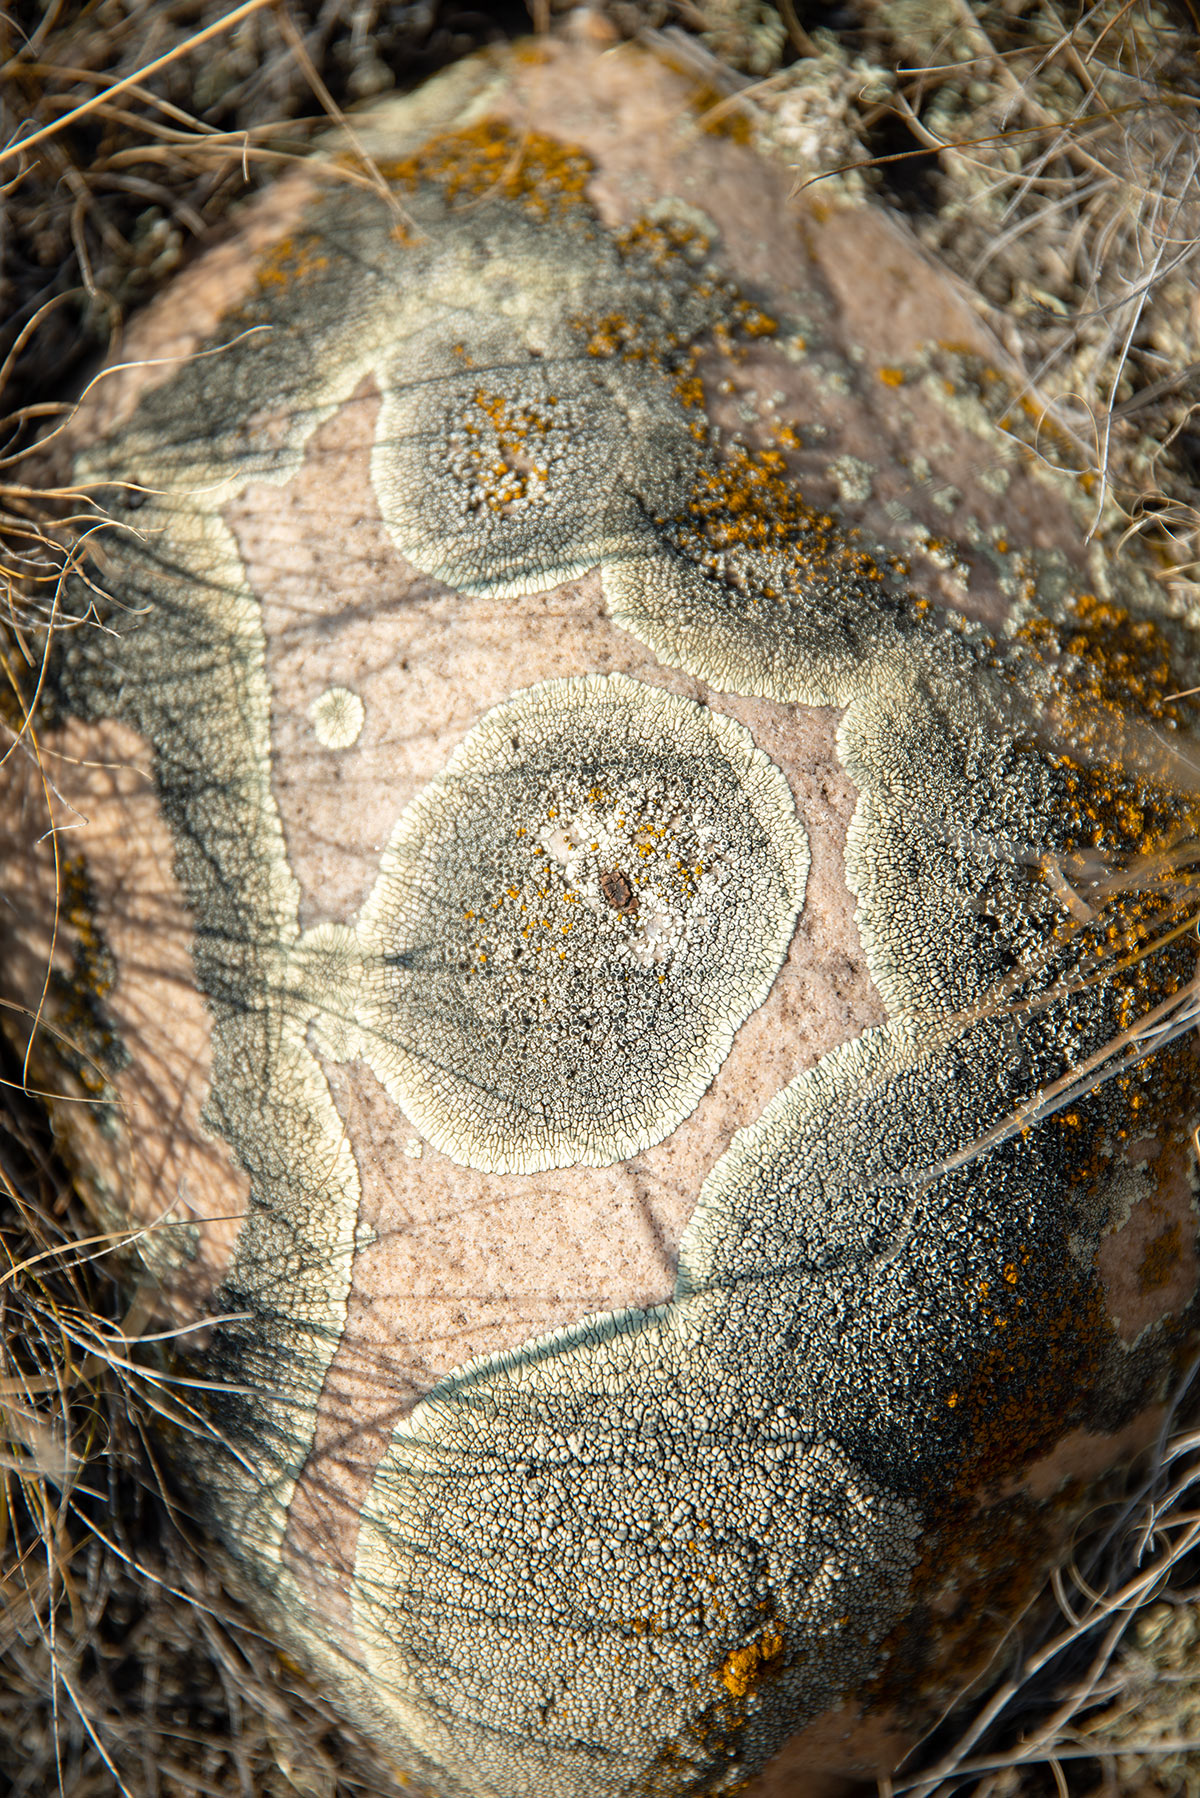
[3,3,1200,1795]
[874,0,1200,616]
[887,1366,1200,1798]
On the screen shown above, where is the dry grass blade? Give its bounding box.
[892,1381,1200,1798]
[0,0,278,170]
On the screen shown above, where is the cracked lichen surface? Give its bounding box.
[299,672,809,1174]
[29,52,1200,1798]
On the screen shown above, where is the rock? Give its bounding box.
[4,31,1200,1798]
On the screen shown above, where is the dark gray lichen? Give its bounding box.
[357,1300,920,1798]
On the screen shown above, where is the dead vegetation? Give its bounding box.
[3,3,1200,1795]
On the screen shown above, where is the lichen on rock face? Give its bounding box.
[373,331,686,599]
[602,443,918,707]
[309,684,365,748]
[298,672,808,1173]
[9,34,1200,1798]
[355,1301,921,1798]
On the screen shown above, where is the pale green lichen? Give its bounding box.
[296,673,808,1174]
[309,684,365,748]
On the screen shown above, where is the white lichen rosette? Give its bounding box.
[295,674,810,1173]
[309,685,365,749]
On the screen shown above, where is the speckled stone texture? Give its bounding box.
[4,29,1200,1798]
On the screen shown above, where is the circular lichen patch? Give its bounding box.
[372,350,692,601]
[603,444,913,709]
[315,673,809,1173]
[309,685,365,749]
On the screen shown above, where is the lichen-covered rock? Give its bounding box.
[4,32,1200,1798]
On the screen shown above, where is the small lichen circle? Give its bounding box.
[309,685,365,749]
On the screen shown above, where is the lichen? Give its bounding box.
[309,684,365,749]
[43,99,1200,1798]
[297,673,809,1173]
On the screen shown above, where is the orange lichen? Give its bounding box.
[378,120,593,219]
[581,225,774,382]
[254,231,330,293]
[583,312,649,362]
[736,304,778,340]
[461,387,556,512]
[663,442,887,593]
[689,84,754,144]
[999,585,1200,1068]
[717,1625,785,1699]
[614,214,711,267]
[1018,592,1183,734]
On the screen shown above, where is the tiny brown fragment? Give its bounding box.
[599,867,637,915]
